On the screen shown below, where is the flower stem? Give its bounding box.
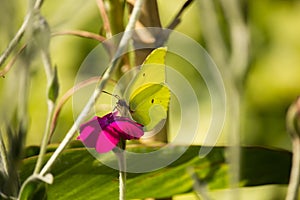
[119,157,126,200]
[34,49,55,174]
[286,137,300,200]
[0,130,9,178]
[286,97,300,200]
[39,0,145,177]
[114,138,126,200]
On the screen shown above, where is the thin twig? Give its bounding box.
[33,0,44,10]
[1,28,107,77]
[286,97,300,200]
[33,48,55,174]
[0,15,30,67]
[0,129,9,178]
[96,0,112,38]
[1,29,106,77]
[0,45,26,77]
[219,1,249,198]
[39,0,145,177]
[52,30,106,42]
[29,13,56,174]
[52,30,115,58]
[219,0,249,82]
[199,0,228,67]
[167,0,194,30]
[146,0,193,48]
[0,0,44,67]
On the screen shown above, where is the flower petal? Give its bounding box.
[95,129,120,153]
[78,112,144,154]
[78,116,101,148]
[110,118,144,140]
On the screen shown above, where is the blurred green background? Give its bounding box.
[1,0,300,152]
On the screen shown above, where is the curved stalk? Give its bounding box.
[33,49,55,174]
[39,0,145,177]
[286,97,300,200]
[286,137,300,200]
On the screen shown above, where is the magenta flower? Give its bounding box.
[77,112,144,153]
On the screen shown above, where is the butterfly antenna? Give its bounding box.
[102,90,127,114]
[102,90,120,100]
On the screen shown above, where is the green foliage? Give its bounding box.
[1,0,300,199]
[19,180,48,200]
[48,66,59,103]
[20,145,291,199]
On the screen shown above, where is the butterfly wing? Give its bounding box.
[122,47,170,131]
[124,47,168,101]
[129,83,170,131]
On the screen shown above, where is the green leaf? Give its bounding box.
[240,146,291,186]
[19,179,48,200]
[175,185,288,200]
[48,66,59,103]
[19,145,291,199]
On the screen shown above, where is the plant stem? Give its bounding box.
[39,0,145,177]
[103,0,125,35]
[117,149,126,200]
[0,45,27,77]
[198,9,242,185]
[34,49,55,174]
[0,0,44,67]
[18,173,53,200]
[119,160,126,200]
[52,30,106,42]
[199,0,228,68]
[0,129,9,178]
[96,0,112,38]
[219,0,249,83]
[114,139,126,200]
[286,97,300,200]
[167,0,194,30]
[33,101,55,174]
[286,137,300,200]
[40,48,53,82]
